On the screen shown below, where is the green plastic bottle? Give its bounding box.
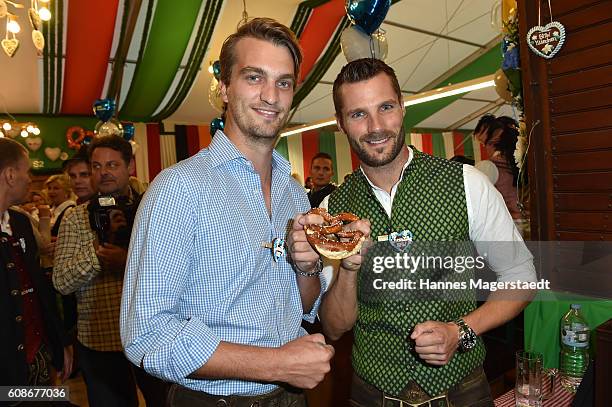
[559,304,590,379]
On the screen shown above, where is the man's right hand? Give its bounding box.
[274,333,334,389]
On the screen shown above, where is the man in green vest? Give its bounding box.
[316,58,537,406]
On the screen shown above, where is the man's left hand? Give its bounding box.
[96,243,128,271]
[288,212,323,274]
[411,321,460,366]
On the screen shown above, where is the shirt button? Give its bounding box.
[11,289,19,296]
[15,315,23,323]
[17,344,24,351]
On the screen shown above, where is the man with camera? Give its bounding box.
[53,135,168,407]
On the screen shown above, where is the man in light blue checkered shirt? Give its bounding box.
[120,18,335,406]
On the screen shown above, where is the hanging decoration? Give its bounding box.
[526,0,565,59]
[92,98,124,138]
[0,0,51,58]
[122,122,135,141]
[65,126,95,149]
[345,0,391,35]
[342,0,390,62]
[341,25,388,62]
[208,60,224,112]
[0,119,40,138]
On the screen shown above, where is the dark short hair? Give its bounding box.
[0,138,28,172]
[474,114,496,135]
[311,152,333,165]
[89,135,132,165]
[333,58,402,119]
[63,145,90,172]
[219,18,302,87]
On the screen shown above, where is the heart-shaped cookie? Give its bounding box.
[32,30,45,53]
[527,21,566,59]
[28,8,41,31]
[44,147,61,161]
[1,38,19,58]
[388,230,413,252]
[25,137,43,151]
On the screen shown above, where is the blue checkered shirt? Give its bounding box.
[121,131,325,396]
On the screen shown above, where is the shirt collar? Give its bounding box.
[360,146,413,192]
[208,130,292,176]
[1,210,12,235]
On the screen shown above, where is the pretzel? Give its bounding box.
[304,208,365,260]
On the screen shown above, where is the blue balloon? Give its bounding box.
[346,0,391,35]
[122,123,135,141]
[210,117,224,137]
[93,98,116,122]
[82,136,93,146]
[212,60,221,80]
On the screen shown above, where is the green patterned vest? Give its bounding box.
[328,148,485,397]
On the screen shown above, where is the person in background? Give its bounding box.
[121,18,333,407]
[474,115,524,222]
[304,176,313,191]
[53,135,168,407]
[44,174,77,237]
[64,148,95,205]
[1,137,72,386]
[307,152,336,207]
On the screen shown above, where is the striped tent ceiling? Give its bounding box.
[0,0,516,131]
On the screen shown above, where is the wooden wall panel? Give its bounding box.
[520,0,612,244]
[549,65,612,96]
[552,129,612,152]
[553,173,612,192]
[555,212,612,231]
[552,150,612,173]
[556,2,612,31]
[554,193,612,211]
[550,85,612,115]
[549,42,612,76]
[555,0,606,16]
[551,108,612,133]
[560,21,612,54]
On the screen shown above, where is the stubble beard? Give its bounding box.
[348,126,406,168]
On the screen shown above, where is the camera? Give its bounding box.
[88,195,139,248]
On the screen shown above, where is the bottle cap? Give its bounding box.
[571,304,581,310]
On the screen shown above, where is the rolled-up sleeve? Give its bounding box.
[120,169,220,383]
[464,164,537,283]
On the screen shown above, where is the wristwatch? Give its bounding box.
[453,318,477,352]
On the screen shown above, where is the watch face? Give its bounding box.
[461,329,478,351]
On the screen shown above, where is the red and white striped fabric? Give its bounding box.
[494,388,574,407]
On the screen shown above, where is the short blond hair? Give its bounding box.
[44,174,72,196]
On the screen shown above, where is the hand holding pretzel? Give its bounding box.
[304,208,369,261]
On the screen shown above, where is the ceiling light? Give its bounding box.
[280,74,496,137]
[38,7,52,21]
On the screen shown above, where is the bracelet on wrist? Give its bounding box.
[295,258,323,277]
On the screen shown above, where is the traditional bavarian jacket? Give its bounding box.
[1,209,64,385]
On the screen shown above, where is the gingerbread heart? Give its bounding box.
[25,137,43,151]
[44,147,61,161]
[32,30,44,53]
[28,8,41,31]
[527,21,566,59]
[1,38,19,58]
